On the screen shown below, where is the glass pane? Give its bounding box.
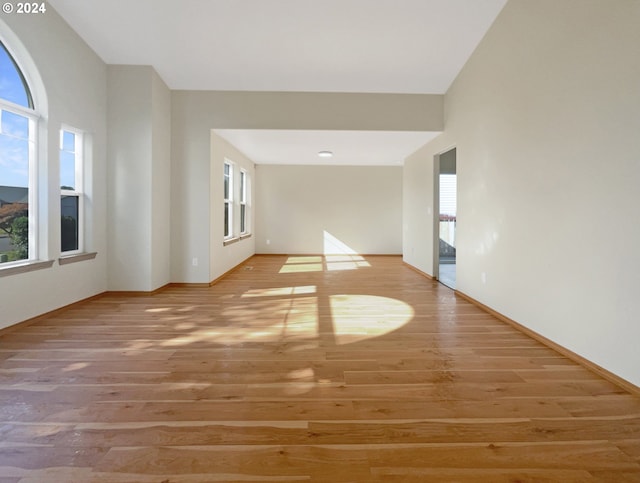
[0,42,32,108]
[1,109,29,139]
[60,130,76,189]
[0,112,29,189]
[240,204,246,233]
[60,150,75,190]
[0,203,28,263]
[224,202,230,237]
[0,110,30,263]
[61,195,79,252]
[224,163,230,200]
[61,130,75,153]
[240,171,246,202]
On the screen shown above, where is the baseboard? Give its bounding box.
[403,261,435,280]
[0,292,107,337]
[3,258,259,332]
[254,253,402,257]
[455,289,640,397]
[106,283,172,297]
[167,282,210,288]
[208,254,256,285]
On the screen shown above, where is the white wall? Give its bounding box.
[0,11,107,329]
[107,66,152,291]
[404,0,640,386]
[151,71,172,290]
[256,165,402,255]
[403,143,438,275]
[107,65,171,292]
[210,132,256,281]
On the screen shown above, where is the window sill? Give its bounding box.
[223,237,240,246]
[223,234,252,247]
[59,252,98,265]
[0,259,55,277]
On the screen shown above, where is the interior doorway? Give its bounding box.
[435,148,456,289]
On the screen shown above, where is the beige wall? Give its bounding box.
[256,165,402,255]
[107,65,171,291]
[107,65,152,291]
[151,70,172,290]
[171,90,443,282]
[0,11,107,328]
[171,91,442,131]
[403,143,439,276]
[210,132,256,280]
[403,0,640,386]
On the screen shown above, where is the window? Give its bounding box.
[223,161,233,239]
[0,41,37,265]
[60,128,83,254]
[223,161,251,243]
[240,169,248,235]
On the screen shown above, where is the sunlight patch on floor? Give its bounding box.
[241,285,317,298]
[329,294,414,345]
[326,255,371,271]
[279,256,323,273]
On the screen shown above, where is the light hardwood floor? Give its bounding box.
[1,254,639,482]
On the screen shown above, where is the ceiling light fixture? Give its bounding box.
[318,150,333,158]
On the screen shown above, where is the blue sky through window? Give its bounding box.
[0,110,29,188]
[0,42,32,190]
[60,130,76,189]
[0,42,30,108]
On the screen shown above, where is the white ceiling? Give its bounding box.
[214,130,440,166]
[49,0,506,93]
[49,0,507,165]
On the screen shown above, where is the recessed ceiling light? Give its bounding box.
[318,150,333,158]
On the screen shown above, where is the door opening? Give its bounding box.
[436,148,456,289]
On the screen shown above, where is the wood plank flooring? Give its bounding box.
[1,254,639,482]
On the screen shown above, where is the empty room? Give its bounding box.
[0,0,639,481]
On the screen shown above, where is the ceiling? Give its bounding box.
[214,130,440,166]
[49,0,507,165]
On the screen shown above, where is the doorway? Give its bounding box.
[435,148,456,289]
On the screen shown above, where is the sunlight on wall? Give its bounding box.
[276,234,373,273]
[323,230,357,255]
[323,231,371,271]
[329,294,414,345]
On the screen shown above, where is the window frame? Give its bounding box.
[223,160,234,240]
[0,50,39,267]
[239,168,249,236]
[59,126,84,256]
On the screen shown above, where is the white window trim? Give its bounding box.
[0,33,57,275]
[59,126,84,256]
[223,160,234,240]
[239,168,248,236]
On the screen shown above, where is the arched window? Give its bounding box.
[0,41,33,108]
[0,40,38,265]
